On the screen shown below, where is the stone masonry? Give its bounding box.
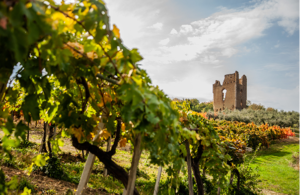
[213,71,247,112]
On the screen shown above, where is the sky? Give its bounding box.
[104,0,299,112]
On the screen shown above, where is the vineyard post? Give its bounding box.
[153,166,162,195]
[76,118,105,195]
[103,136,112,177]
[125,133,142,195]
[122,170,130,195]
[185,140,193,195]
[217,175,221,195]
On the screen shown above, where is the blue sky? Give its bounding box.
[105,0,299,112]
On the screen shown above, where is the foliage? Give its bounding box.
[194,101,213,113]
[0,0,186,191]
[0,169,5,195]
[33,156,64,179]
[18,177,36,193]
[228,146,261,195]
[17,140,37,149]
[174,98,213,113]
[214,120,295,150]
[173,101,232,190]
[247,103,265,111]
[207,108,299,127]
[0,0,297,194]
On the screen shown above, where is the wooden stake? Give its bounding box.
[153,166,162,195]
[125,133,142,195]
[185,140,193,195]
[76,118,105,195]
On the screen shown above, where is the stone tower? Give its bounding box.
[213,71,247,112]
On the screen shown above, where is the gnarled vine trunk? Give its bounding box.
[39,122,48,153]
[47,124,55,158]
[191,142,204,195]
[72,131,139,195]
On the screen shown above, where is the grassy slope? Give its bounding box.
[247,140,299,195]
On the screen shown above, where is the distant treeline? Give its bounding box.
[173,98,213,112]
[206,108,299,128]
[173,98,299,127]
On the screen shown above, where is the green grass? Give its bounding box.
[247,141,299,195]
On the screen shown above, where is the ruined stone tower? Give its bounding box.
[213,71,247,112]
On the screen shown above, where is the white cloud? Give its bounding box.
[277,19,298,35]
[179,25,193,34]
[148,22,163,30]
[170,28,178,35]
[159,38,170,45]
[144,0,299,65]
[105,0,299,111]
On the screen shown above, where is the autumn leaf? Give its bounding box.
[121,123,126,132]
[0,17,7,30]
[99,129,110,140]
[63,42,84,58]
[73,127,84,141]
[112,24,120,38]
[119,138,127,147]
[87,132,95,140]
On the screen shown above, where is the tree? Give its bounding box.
[0,1,183,194]
[248,103,265,111]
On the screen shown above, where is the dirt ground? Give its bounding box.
[1,166,110,195]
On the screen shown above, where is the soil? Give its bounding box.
[1,166,110,195]
[273,136,299,144]
[260,189,287,195]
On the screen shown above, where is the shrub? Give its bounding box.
[18,177,36,193]
[33,156,64,179]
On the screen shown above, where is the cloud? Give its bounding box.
[179,25,193,34]
[170,28,178,35]
[159,38,170,45]
[143,0,298,65]
[148,22,163,30]
[277,19,298,35]
[105,0,298,111]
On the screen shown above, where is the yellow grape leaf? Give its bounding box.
[87,132,95,140]
[99,129,111,140]
[26,2,32,8]
[73,127,84,141]
[119,138,127,147]
[63,42,84,58]
[87,52,95,60]
[97,102,103,107]
[112,24,120,38]
[103,92,112,103]
[121,123,126,132]
[92,66,99,76]
[195,134,201,140]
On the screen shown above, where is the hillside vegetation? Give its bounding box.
[178,99,299,128]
